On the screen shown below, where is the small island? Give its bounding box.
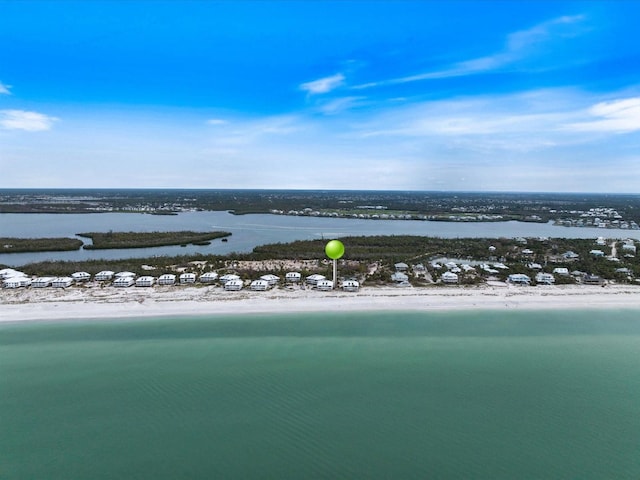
[77,231,231,250]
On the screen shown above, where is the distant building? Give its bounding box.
[535,273,555,285]
[158,274,176,285]
[342,280,360,292]
[179,273,196,284]
[135,276,155,287]
[552,267,569,276]
[508,274,531,285]
[394,262,409,272]
[316,279,334,291]
[250,279,269,291]
[285,272,301,283]
[441,271,459,284]
[199,272,218,283]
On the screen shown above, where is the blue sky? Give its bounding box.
[1,1,640,192]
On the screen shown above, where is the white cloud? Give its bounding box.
[0,81,11,95]
[206,118,228,126]
[318,96,366,115]
[353,14,587,89]
[0,110,58,131]
[563,97,640,133]
[300,73,345,95]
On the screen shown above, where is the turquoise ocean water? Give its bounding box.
[2,310,640,479]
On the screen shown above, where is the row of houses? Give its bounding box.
[1,268,361,292]
[507,272,605,286]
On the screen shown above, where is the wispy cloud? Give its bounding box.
[300,73,345,95]
[353,14,587,89]
[0,110,58,131]
[563,97,640,133]
[0,81,11,95]
[206,118,228,126]
[317,96,367,115]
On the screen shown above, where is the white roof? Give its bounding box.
[200,272,218,278]
[260,274,279,281]
[307,274,326,280]
[159,273,176,279]
[115,271,136,277]
[220,274,240,282]
[180,272,196,277]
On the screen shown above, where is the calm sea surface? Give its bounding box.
[2,310,640,479]
[2,211,639,266]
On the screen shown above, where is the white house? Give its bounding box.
[224,279,243,291]
[52,277,74,288]
[391,272,409,283]
[220,274,240,284]
[316,279,334,291]
[3,276,31,288]
[394,262,409,271]
[0,268,25,279]
[260,274,280,286]
[71,271,91,282]
[342,279,359,292]
[135,276,155,287]
[199,272,219,283]
[552,267,569,276]
[528,263,543,270]
[590,250,605,257]
[32,277,56,288]
[441,271,459,284]
[250,279,269,291]
[508,274,531,285]
[285,272,301,283]
[535,272,555,285]
[622,242,637,254]
[95,270,115,281]
[157,274,176,285]
[113,276,135,287]
[180,273,197,284]
[306,274,326,286]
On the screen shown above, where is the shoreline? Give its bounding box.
[2,284,640,323]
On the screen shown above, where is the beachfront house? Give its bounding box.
[220,274,240,285]
[199,272,219,283]
[52,277,74,288]
[260,274,280,286]
[316,279,334,291]
[508,274,531,285]
[535,272,555,285]
[113,276,135,287]
[72,271,91,282]
[32,277,56,288]
[135,276,155,287]
[394,262,409,272]
[441,271,459,284]
[583,274,604,285]
[250,279,269,291]
[157,274,176,285]
[552,267,570,276]
[1,268,26,280]
[161,273,178,285]
[224,279,243,291]
[179,273,196,284]
[95,271,115,281]
[3,276,31,288]
[590,249,605,257]
[285,272,301,283]
[391,272,408,282]
[342,279,360,292]
[306,274,326,286]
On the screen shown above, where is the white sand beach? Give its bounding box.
[2,283,640,322]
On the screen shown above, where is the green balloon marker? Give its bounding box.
[325,239,345,260]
